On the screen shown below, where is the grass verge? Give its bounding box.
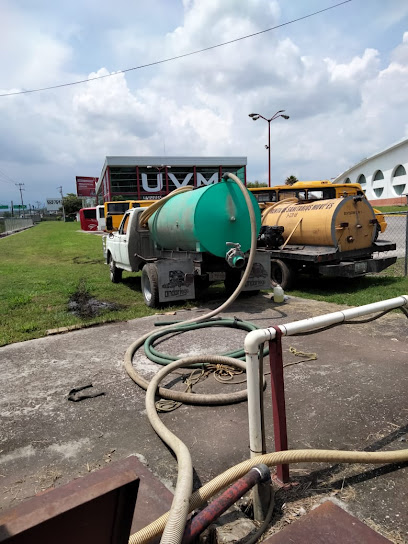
[0,222,163,346]
[1,222,407,345]
[375,205,408,213]
[289,259,408,306]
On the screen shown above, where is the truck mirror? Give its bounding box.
[106,215,113,231]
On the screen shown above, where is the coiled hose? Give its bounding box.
[127,179,408,543]
[125,173,260,544]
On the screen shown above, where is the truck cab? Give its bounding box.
[103,208,155,280]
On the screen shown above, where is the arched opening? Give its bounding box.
[372,170,385,199]
[392,164,407,196]
[357,174,366,190]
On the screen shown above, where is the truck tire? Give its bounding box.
[270,259,294,290]
[141,263,160,308]
[109,256,123,283]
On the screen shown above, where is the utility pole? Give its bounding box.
[57,186,66,221]
[15,183,25,217]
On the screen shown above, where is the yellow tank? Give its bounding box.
[261,196,376,251]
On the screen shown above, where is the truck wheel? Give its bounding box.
[109,257,123,283]
[141,263,160,308]
[270,259,294,290]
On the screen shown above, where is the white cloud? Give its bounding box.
[0,1,407,204]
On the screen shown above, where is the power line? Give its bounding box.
[0,0,352,98]
[0,167,18,185]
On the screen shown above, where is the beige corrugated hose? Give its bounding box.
[129,447,408,544]
[126,178,408,544]
[125,173,260,544]
[125,178,408,544]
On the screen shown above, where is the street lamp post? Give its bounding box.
[249,110,289,187]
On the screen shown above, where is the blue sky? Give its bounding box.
[1,0,408,207]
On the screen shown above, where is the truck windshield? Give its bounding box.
[107,202,130,214]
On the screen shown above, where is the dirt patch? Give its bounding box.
[72,256,102,265]
[68,279,121,318]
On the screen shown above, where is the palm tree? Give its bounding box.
[285,175,298,186]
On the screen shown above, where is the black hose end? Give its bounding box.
[252,464,271,483]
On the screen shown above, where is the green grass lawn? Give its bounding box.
[289,266,408,306]
[1,222,407,346]
[375,205,408,213]
[0,222,161,346]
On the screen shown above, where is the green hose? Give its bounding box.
[145,318,267,367]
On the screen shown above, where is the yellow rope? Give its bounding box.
[285,346,317,367]
[155,364,244,412]
[155,349,317,411]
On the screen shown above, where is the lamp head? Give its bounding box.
[281,115,290,119]
[249,113,260,120]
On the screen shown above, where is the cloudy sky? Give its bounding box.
[1,0,408,207]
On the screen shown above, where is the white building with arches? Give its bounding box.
[334,138,408,206]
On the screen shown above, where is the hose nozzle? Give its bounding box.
[226,242,245,268]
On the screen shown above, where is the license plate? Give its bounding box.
[208,271,226,281]
[355,261,368,274]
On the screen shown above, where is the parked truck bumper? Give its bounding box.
[319,256,397,278]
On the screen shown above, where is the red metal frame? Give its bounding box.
[165,166,169,194]
[107,167,112,201]
[269,326,289,483]
[136,166,140,200]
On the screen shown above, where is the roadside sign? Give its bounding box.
[46,198,62,211]
[76,176,97,197]
[0,205,8,209]
[14,205,27,209]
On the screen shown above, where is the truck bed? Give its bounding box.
[263,240,396,264]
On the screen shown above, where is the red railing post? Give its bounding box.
[269,326,289,483]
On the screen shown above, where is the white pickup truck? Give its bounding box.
[103,207,270,307]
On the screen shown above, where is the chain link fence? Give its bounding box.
[376,211,408,276]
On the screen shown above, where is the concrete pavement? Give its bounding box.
[0,294,407,541]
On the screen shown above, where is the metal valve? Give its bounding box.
[225,242,245,268]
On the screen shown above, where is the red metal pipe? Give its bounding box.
[181,464,270,544]
[269,326,290,483]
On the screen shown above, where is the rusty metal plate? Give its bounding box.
[263,501,392,543]
[0,456,140,544]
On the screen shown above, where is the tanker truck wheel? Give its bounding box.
[141,263,160,308]
[270,259,294,290]
[109,256,123,283]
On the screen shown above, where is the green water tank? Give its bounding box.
[148,181,261,257]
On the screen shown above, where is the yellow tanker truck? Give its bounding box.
[258,195,396,289]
